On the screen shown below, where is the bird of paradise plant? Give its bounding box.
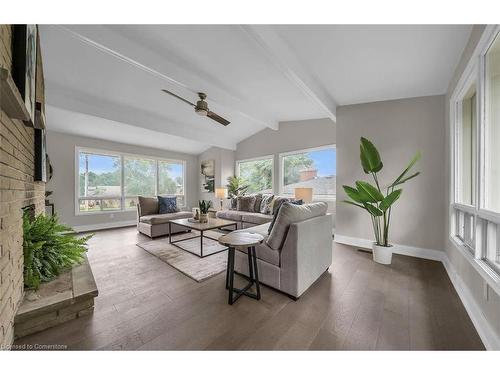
[343,137,421,247]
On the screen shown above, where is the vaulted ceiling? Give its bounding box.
[39,25,472,154]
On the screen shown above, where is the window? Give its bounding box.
[78,151,121,213]
[280,145,336,198]
[458,85,477,205]
[236,156,273,194]
[485,32,500,213]
[76,148,186,214]
[450,26,500,277]
[158,160,185,207]
[124,157,156,210]
[484,31,500,270]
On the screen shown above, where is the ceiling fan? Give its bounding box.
[161,89,230,126]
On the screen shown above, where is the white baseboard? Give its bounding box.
[442,257,500,350]
[334,234,444,261]
[72,220,136,233]
[334,233,500,350]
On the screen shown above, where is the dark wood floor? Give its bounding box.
[15,226,484,350]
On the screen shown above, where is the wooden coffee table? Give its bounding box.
[168,217,238,258]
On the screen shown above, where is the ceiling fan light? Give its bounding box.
[195,108,208,116]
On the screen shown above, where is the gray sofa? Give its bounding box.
[136,196,193,238]
[216,194,289,229]
[231,202,333,299]
[216,209,273,229]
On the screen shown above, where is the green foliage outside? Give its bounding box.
[342,137,420,247]
[238,159,273,194]
[226,176,249,198]
[23,213,93,290]
[79,156,181,197]
[237,154,315,194]
[283,153,314,186]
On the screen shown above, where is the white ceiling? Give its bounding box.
[39,25,472,154]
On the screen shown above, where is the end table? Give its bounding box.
[218,232,264,305]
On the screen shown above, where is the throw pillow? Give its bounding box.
[267,199,302,234]
[259,194,274,214]
[267,202,328,250]
[138,196,158,216]
[158,196,178,214]
[253,193,263,213]
[237,195,256,212]
[272,196,290,216]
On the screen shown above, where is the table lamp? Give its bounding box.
[215,188,228,210]
[294,187,313,203]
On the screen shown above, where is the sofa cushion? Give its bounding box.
[234,224,279,266]
[216,210,243,221]
[139,211,192,225]
[237,195,256,212]
[241,212,273,225]
[266,202,328,250]
[158,196,178,214]
[268,199,303,234]
[253,194,263,212]
[259,194,274,214]
[138,196,158,216]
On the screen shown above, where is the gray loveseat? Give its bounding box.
[231,201,332,299]
[136,196,193,238]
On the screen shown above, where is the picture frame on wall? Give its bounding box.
[200,159,215,193]
[12,24,38,127]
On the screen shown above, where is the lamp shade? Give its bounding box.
[215,188,228,199]
[294,187,313,203]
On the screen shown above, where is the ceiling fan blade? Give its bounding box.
[207,111,230,126]
[161,89,195,107]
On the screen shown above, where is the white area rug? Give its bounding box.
[136,230,227,282]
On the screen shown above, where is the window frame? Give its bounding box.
[74,146,187,215]
[278,144,336,200]
[449,25,500,291]
[235,154,275,194]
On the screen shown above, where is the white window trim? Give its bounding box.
[75,146,187,215]
[449,25,500,294]
[278,144,336,201]
[235,154,275,194]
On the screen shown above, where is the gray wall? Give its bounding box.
[198,146,235,210]
[46,131,199,229]
[445,25,500,345]
[236,118,337,218]
[336,95,446,251]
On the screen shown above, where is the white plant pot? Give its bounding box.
[372,243,393,265]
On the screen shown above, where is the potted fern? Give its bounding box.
[23,212,92,290]
[343,137,420,264]
[198,200,212,223]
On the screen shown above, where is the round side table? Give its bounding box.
[218,232,264,305]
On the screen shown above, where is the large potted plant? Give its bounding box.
[343,137,420,264]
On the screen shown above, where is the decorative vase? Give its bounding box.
[192,208,200,221]
[372,243,393,265]
[199,213,208,223]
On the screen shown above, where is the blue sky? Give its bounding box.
[308,148,336,176]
